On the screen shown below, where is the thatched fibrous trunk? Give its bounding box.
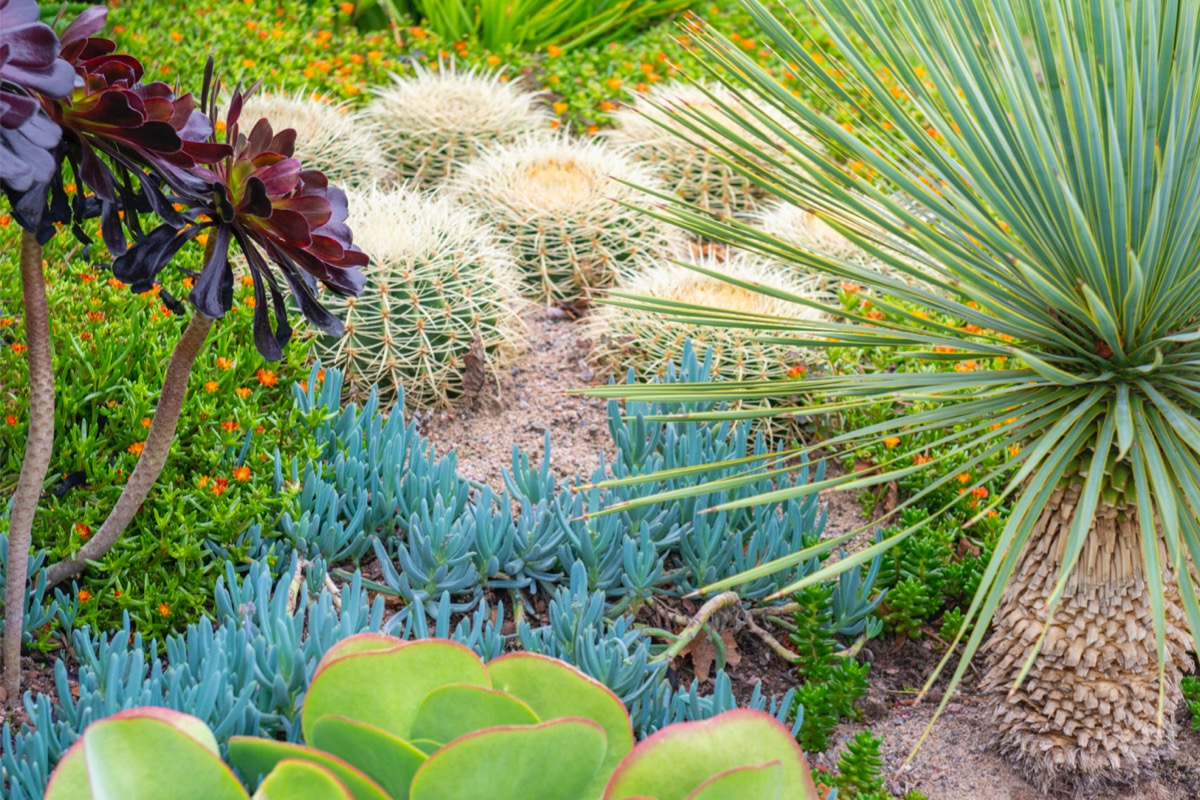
[982,485,1196,796]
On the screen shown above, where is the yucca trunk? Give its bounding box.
[982,486,1194,795]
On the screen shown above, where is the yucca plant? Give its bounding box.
[586,0,1200,793]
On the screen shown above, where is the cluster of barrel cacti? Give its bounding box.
[256,64,831,413]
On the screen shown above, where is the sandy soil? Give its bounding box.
[417,308,1200,800]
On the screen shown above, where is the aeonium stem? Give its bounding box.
[44,312,215,589]
[2,230,56,705]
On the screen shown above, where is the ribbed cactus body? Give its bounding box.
[367,65,551,188]
[240,90,391,187]
[608,83,816,219]
[449,133,682,305]
[313,189,528,409]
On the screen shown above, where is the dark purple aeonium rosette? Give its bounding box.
[20,6,229,248]
[113,82,367,360]
[0,0,75,192]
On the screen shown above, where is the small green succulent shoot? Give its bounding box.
[229,633,635,800]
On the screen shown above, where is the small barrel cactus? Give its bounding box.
[607,83,817,219]
[312,188,528,409]
[448,133,682,305]
[239,89,392,187]
[367,64,552,187]
[587,253,828,383]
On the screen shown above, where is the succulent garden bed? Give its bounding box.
[2,1,1199,799]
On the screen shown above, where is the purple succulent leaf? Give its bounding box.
[189,224,234,318]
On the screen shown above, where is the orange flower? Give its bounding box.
[883,436,901,448]
[197,475,211,488]
[606,77,622,90]
[4,415,16,426]
[339,1,354,12]
[1008,444,1022,458]
[75,523,91,540]
[235,387,252,399]
[957,472,972,484]
[158,603,171,617]
[244,296,256,308]
[87,310,106,322]
[786,364,807,379]
[205,380,219,392]
[486,55,502,66]
[217,357,234,370]
[107,277,125,290]
[912,453,932,466]
[127,441,146,456]
[254,425,265,434]
[840,282,860,294]
[0,214,10,227]
[182,276,196,289]
[256,369,278,387]
[0,317,12,327]
[12,343,27,355]
[113,589,121,598]
[546,45,562,57]
[971,486,989,499]
[552,101,568,115]
[220,420,239,432]
[233,466,252,482]
[78,589,91,602]
[211,477,229,496]
[240,274,254,287]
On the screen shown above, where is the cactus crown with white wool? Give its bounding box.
[607,82,817,219]
[239,90,392,187]
[312,188,528,409]
[448,133,682,305]
[367,64,552,187]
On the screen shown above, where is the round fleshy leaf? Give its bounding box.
[314,633,406,677]
[488,652,634,796]
[409,739,442,755]
[411,684,540,743]
[253,759,355,800]
[46,712,248,800]
[409,719,608,800]
[684,762,783,800]
[228,738,389,800]
[310,715,428,799]
[602,710,817,800]
[303,639,490,741]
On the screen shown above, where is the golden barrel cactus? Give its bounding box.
[367,64,552,188]
[312,188,528,409]
[448,133,682,305]
[607,83,816,219]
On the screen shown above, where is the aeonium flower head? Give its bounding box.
[0,0,75,192]
[114,81,367,360]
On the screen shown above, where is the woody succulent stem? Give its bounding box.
[2,231,55,705]
[44,313,214,589]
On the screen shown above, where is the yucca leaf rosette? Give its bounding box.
[587,0,1200,791]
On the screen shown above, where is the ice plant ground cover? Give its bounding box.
[0,1,1197,799]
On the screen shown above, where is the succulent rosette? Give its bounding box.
[114,84,367,359]
[21,6,229,248]
[0,0,74,192]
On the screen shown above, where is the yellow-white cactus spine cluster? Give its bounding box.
[367,64,552,188]
[312,187,528,409]
[448,133,683,305]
